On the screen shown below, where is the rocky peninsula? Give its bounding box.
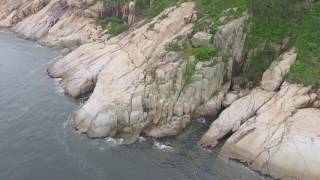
[1,0,320,179]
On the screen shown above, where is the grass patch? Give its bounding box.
[146,0,180,19]
[241,0,320,86]
[184,45,218,86]
[97,17,128,37]
[194,0,248,33]
[186,46,218,62]
[166,35,218,86]
[287,2,320,85]
[246,0,305,48]
[245,42,276,83]
[135,0,182,20]
[165,35,191,52]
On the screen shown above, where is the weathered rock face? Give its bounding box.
[200,49,298,147]
[143,58,225,138]
[222,83,319,180]
[222,91,240,107]
[47,3,248,142]
[214,14,248,79]
[201,48,320,179]
[260,49,297,91]
[49,2,197,140]
[191,31,212,47]
[199,88,275,147]
[0,0,50,27]
[0,0,102,49]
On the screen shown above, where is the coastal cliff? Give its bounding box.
[1,0,320,179]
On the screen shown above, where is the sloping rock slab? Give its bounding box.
[221,83,319,180]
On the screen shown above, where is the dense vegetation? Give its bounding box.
[287,2,320,85]
[194,0,247,33]
[245,0,320,86]
[97,17,128,36]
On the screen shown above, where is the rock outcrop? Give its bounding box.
[0,0,102,49]
[200,49,298,147]
[47,3,248,142]
[201,49,320,179]
[49,2,197,140]
[0,0,50,27]
[199,88,275,147]
[191,31,212,47]
[222,83,319,180]
[260,49,297,91]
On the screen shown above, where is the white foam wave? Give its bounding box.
[105,137,124,146]
[138,136,146,142]
[153,141,173,151]
[195,117,207,124]
[54,78,64,94]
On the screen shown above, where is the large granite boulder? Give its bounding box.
[191,31,212,47]
[199,88,275,147]
[201,48,320,179]
[222,83,319,180]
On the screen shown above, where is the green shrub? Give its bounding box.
[97,17,128,36]
[246,0,305,48]
[245,43,276,83]
[194,0,248,33]
[187,46,218,62]
[165,35,191,52]
[146,0,180,19]
[184,45,218,86]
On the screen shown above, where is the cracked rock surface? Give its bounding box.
[0,0,102,49]
[222,83,320,180]
[49,2,200,140]
[48,3,248,142]
[201,49,320,179]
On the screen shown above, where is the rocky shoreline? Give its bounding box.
[1,0,320,179]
